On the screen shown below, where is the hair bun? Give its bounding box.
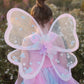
[36,0,46,8]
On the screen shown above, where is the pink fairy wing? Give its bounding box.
[4,8,42,50]
[48,34,78,81]
[49,13,79,52]
[7,33,45,79]
[50,52,78,81]
[7,49,45,79]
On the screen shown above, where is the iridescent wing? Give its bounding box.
[48,34,78,81]
[50,52,77,81]
[4,8,45,79]
[7,32,45,79]
[4,8,42,50]
[49,14,79,52]
[8,49,45,79]
[47,14,79,81]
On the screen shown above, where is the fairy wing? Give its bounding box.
[7,33,45,79]
[8,49,45,79]
[47,14,79,81]
[4,8,46,79]
[49,13,79,52]
[50,52,78,81]
[4,8,42,50]
[47,33,78,81]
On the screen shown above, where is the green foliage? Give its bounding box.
[48,0,72,11]
[81,0,84,11]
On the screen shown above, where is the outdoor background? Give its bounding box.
[0,0,84,84]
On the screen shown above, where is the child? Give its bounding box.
[5,0,79,84]
[15,0,79,84]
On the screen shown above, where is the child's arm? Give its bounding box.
[15,73,23,84]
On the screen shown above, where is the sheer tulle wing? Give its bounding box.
[49,14,79,52]
[48,33,78,81]
[7,49,45,79]
[50,52,78,81]
[4,8,42,50]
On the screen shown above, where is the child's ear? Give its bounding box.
[50,18,54,25]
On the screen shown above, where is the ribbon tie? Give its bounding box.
[39,35,57,59]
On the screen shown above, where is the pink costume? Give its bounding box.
[4,8,79,84]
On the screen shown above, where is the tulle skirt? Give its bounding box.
[15,66,79,84]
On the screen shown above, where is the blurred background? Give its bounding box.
[0,0,84,84]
